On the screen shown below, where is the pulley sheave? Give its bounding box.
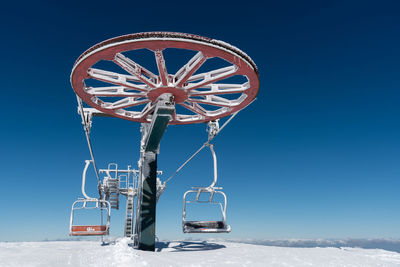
[70,32,259,124]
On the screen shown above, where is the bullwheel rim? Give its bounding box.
[71,32,259,124]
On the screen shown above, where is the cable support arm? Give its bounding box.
[76,96,102,195]
[81,159,97,199]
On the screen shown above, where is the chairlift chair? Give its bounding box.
[69,198,111,236]
[183,187,231,233]
[69,160,111,236]
[182,144,231,233]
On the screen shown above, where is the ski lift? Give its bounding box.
[69,198,111,236]
[182,144,231,233]
[69,160,111,236]
[69,32,260,249]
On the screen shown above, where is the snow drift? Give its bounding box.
[1,238,400,266]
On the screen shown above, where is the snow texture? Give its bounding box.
[1,238,400,267]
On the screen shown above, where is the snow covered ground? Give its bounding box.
[1,238,400,267]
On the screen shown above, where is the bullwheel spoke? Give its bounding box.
[85,86,147,97]
[104,97,149,110]
[88,68,148,91]
[154,50,169,86]
[180,102,207,116]
[173,52,207,87]
[187,95,237,108]
[189,83,249,96]
[114,53,158,88]
[185,65,238,91]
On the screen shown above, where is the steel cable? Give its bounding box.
[76,96,101,189]
[164,98,256,185]
[164,110,239,185]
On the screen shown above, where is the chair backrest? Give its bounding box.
[182,188,228,223]
[70,225,109,236]
[69,199,111,236]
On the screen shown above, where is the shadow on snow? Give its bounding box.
[155,241,226,252]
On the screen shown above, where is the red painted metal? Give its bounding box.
[70,225,109,236]
[71,32,259,124]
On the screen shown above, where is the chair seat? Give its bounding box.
[70,225,109,236]
[183,221,231,233]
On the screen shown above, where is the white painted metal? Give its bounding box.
[75,39,255,124]
[181,120,231,233]
[69,159,112,237]
[69,198,111,236]
[81,160,94,200]
[182,190,230,233]
[208,144,218,188]
[156,177,166,203]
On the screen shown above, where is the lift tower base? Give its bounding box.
[136,94,174,251]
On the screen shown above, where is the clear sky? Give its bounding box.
[0,0,399,242]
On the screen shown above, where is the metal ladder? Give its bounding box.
[102,164,120,210]
[107,178,119,210]
[124,189,135,237]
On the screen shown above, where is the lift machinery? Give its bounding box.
[68,32,259,251]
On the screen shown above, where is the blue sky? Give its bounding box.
[0,0,399,241]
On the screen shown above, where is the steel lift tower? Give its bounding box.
[68,32,259,251]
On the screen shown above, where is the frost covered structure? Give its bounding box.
[69,32,260,251]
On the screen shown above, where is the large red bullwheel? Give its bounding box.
[71,32,259,124]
